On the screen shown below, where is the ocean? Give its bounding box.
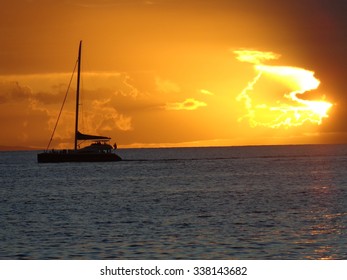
[0,144,346,259]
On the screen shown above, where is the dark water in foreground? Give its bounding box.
[1,145,347,259]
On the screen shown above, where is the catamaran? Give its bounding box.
[37,41,122,163]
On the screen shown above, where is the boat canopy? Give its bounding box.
[76,131,111,141]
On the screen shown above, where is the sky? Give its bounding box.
[0,0,346,149]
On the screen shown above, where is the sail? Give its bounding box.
[76,131,111,141]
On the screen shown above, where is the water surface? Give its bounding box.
[1,145,346,259]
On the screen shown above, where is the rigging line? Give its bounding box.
[45,60,79,151]
[80,63,85,132]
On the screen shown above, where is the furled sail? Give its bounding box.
[76,131,111,141]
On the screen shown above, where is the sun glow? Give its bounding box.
[235,50,333,128]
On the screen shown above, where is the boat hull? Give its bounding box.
[37,151,122,163]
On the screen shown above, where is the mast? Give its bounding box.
[74,40,82,150]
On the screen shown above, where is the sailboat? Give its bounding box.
[37,41,122,163]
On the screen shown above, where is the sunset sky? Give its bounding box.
[1,0,346,149]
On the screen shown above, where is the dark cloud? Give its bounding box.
[0,81,31,103]
[0,80,51,147]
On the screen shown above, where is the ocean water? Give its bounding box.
[0,144,346,259]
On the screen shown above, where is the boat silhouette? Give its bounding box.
[37,41,122,163]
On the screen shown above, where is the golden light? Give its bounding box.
[235,50,333,128]
[306,101,332,117]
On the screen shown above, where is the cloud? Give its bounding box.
[96,72,142,98]
[155,76,181,93]
[0,81,32,103]
[90,98,133,132]
[233,49,281,64]
[120,73,141,98]
[199,89,214,95]
[235,50,332,128]
[114,114,133,131]
[0,80,51,148]
[165,98,207,111]
[0,74,136,148]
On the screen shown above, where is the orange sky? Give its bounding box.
[1,0,346,149]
